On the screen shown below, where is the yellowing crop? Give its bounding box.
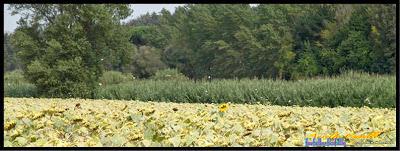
[4,97,396,147]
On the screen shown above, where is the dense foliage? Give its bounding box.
[125,4,396,80]
[5,4,396,98]
[8,4,135,98]
[4,98,396,147]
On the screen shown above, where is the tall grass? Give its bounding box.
[95,71,395,108]
[4,70,38,97]
[4,70,395,108]
[4,82,38,98]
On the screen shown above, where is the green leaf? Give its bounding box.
[150,141,162,147]
[169,136,181,147]
[15,137,28,146]
[185,131,199,146]
[125,142,135,147]
[232,124,244,133]
[130,113,143,123]
[144,129,155,140]
[53,117,64,128]
[270,133,278,143]
[111,135,126,146]
[185,136,194,146]
[21,118,32,126]
[4,140,13,147]
[142,139,152,147]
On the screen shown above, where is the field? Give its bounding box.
[4,97,396,147]
[5,71,396,108]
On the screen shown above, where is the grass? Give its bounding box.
[4,71,396,108]
[4,82,38,98]
[94,71,395,108]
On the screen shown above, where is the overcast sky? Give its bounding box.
[3,4,185,33]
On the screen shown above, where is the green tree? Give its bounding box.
[366,5,396,73]
[9,4,134,98]
[126,12,160,26]
[125,4,396,80]
[292,5,335,54]
[292,41,319,79]
[131,46,167,78]
[337,31,373,71]
[128,25,167,49]
[4,33,21,71]
[253,5,297,79]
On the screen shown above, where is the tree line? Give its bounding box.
[4,4,396,98]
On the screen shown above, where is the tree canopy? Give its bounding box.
[9,4,135,98]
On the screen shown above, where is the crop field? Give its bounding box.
[5,72,396,108]
[4,97,396,147]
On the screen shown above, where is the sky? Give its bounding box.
[3,4,185,33]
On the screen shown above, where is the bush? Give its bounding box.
[99,71,136,85]
[22,59,98,98]
[150,68,189,81]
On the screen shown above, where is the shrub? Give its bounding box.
[150,68,189,81]
[99,71,136,85]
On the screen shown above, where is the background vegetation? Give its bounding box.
[4,4,396,107]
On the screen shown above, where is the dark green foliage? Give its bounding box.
[124,4,396,79]
[366,5,396,74]
[126,12,160,26]
[337,31,373,71]
[130,46,167,78]
[9,4,134,98]
[128,26,167,49]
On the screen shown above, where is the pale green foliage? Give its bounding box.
[99,71,135,86]
[4,70,26,84]
[150,68,189,81]
[4,98,396,147]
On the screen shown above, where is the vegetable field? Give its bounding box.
[4,98,396,147]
